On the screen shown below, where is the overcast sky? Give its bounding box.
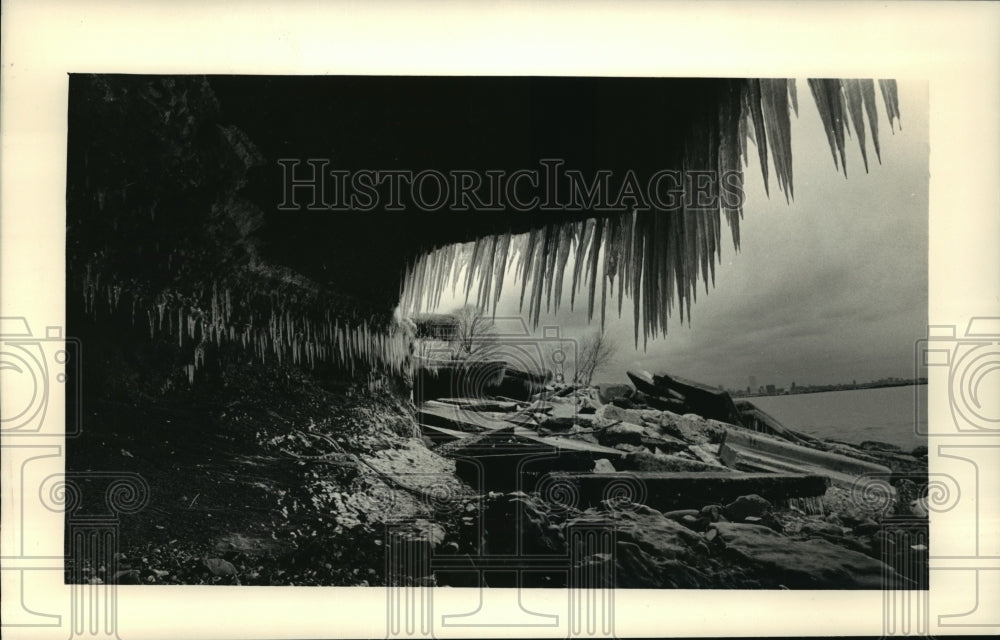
[423,80,928,391]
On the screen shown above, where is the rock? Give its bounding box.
[662,509,700,523]
[821,485,892,525]
[203,557,240,584]
[593,403,628,427]
[700,504,725,522]
[629,370,743,425]
[722,494,772,521]
[681,514,702,528]
[911,445,928,458]
[593,458,616,473]
[623,450,732,473]
[596,383,633,404]
[540,403,596,430]
[711,522,903,589]
[578,398,600,414]
[657,412,728,445]
[598,422,646,447]
[539,416,576,431]
[564,508,713,588]
[418,400,510,432]
[721,429,893,481]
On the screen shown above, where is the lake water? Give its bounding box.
[746,385,927,452]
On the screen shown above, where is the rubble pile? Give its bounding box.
[412,367,929,589]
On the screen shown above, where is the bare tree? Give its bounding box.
[574,328,618,385]
[449,305,498,360]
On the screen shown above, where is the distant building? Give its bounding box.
[766,384,776,394]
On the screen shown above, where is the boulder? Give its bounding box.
[539,403,596,431]
[700,504,725,522]
[629,370,743,425]
[563,508,714,588]
[711,521,903,589]
[598,422,646,447]
[625,408,665,425]
[662,509,700,523]
[593,458,616,473]
[722,494,772,521]
[657,412,728,445]
[596,383,633,404]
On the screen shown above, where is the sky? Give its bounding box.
[420,80,929,392]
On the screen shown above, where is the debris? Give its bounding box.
[719,428,893,488]
[628,370,743,425]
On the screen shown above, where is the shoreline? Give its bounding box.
[734,380,927,399]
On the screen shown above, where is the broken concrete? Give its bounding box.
[417,400,512,433]
[719,428,892,489]
[435,398,521,412]
[733,400,818,445]
[442,426,625,492]
[628,370,743,425]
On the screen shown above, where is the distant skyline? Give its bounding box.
[422,80,929,390]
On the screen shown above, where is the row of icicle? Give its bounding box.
[399,79,901,348]
[81,265,413,382]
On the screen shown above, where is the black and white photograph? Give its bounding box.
[65,74,929,589]
[4,3,999,638]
